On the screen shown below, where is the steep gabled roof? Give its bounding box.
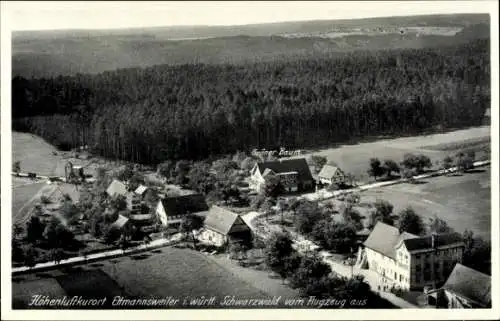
[257,158,313,182]
[159,194,209,217]
[363,222,402,259]
[443,263,491,307]
[106,179,128,197]
[203,206,250,235]
[403,233,464,251]
[318,165,343,179]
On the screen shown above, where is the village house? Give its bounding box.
[357,222,464,291]
[155,194,209,230]
[106,179,143,214]
[427,263,491,308]
[249,158,314,193]
[317,164,346,185]
[197,205,252,247]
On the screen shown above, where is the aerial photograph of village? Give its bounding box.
[4,1,495,314]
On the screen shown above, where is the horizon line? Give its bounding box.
[11,12,489,34]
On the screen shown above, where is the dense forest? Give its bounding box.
[12,39,490,164]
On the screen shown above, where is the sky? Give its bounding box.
[2,1,496,31]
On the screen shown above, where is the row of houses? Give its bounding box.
[358,222,491,308]
[249,158,347,193]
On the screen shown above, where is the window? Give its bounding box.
[399,274,402,282]
[394,272,397,280]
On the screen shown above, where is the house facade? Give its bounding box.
[155,194,209,229]
[317,165,345,185]
[359,222,464,291]
[197,206,252,247]
[250,158,314,193]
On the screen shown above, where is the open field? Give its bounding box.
[12,247,297,309]
[360,167,491,240]
[292,126,490,183]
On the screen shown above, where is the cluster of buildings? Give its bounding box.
[101,157,490,309]
[104,178,253,248]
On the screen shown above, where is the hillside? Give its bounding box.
[12,14,489,78]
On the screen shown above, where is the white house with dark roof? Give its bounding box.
[318,164,345,185]
[155,194,209,229]
[197,206,252,247]
[429,263,491,308]
[359,222,465,290]
[250,158,314,193]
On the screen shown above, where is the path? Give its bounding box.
[12,234,183,275]
[14,183,58,225]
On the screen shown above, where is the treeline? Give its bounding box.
[12,39,490,164]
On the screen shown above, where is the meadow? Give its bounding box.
[360,166,491,240]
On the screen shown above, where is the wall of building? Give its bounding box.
[198,228,227,247]
[409,246,464,290]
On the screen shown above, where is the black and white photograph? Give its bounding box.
[1,1,498,319]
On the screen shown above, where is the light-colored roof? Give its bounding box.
[106,179,128,197]
[111,214,129,229]
[262,168,275,178]
[318,164,342,179]
[443,263,491,307]
[203,206,249,235]
[135,185,149,195]
[363,222,418,259]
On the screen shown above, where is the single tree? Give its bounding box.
[369,199,394,228]
[265,231,294,280]
[398,207,425,235]
[50,248,66,264]
[383,159,400,178]
[310,155,327,174]
[26,216,45,243]
[441,156,454,173]
[180,214,204,249]
[289,254,332,289]
[462,229,491,275]
[368,158,386,180]
[13,160,21,173]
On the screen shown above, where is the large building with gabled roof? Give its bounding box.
[359,221,465,290]
[249,158,314,193]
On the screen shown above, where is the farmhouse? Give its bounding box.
[197,206,252,247]
[155,194,209,229]
[317,164,345,185]
[250,158,314,193]
[428,263,491,308]
[358,222,464,290]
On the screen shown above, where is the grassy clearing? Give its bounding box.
[360,167,491,240]
[100,247,267,299]
[421,136,490,151]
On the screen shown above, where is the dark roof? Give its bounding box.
[159,194,209,217]
[403,233,464,251]
[203,206,250,235]
[363,222,405,259]
[443,263,491,307]
[257,158,313,182]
